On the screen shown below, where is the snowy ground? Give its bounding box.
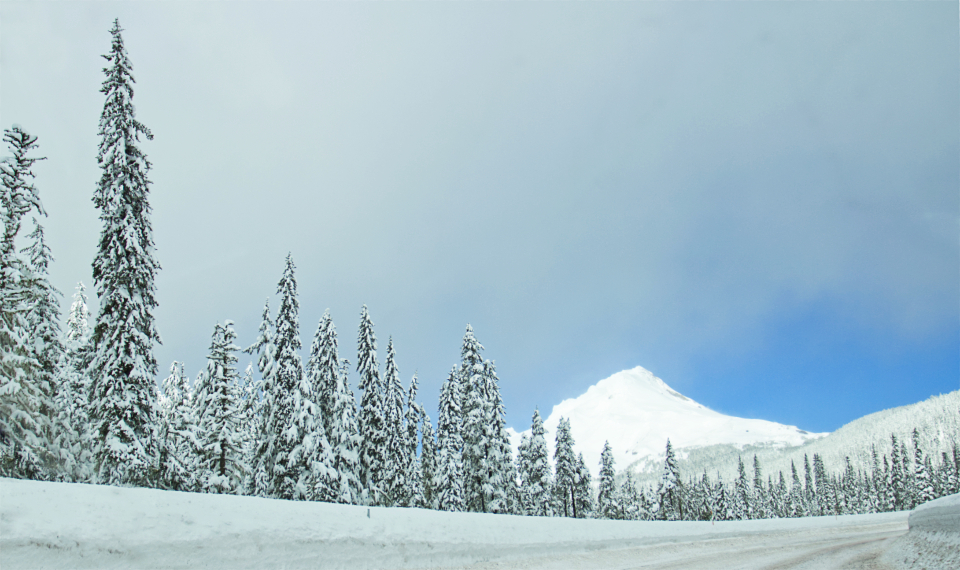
[2,478,956,569]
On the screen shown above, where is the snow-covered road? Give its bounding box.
[2,479,956,570]
[449,520,907,569]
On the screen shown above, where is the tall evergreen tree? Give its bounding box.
[890,434,905,511]
[658,439,683,520]
[788,460,806,517]
[912,428,934,505]
[194,321,243,494]
[420,412,437,509]
[356,304,385,505]
[899,439,912,509]
[156,362,197,491]
[244,299,275,497]
[307,312,335,440]
[88,20,162,486]
[236,363,259,495]
[520,409,552,517]
[482,358,517,514]
[268,255,321,500]
[0,126,50,479]
[56,282,93,482]
[308,313,360,504]
[714,473,730,521]
[733,455,751,520]
[813,453,835,515]
[381,337,407,506]
[434,366,464,512]
[773,473,788,518]
[597,441,619,519]
[803,454,814,513]
[574,452,593,518]
[402,373,424,508]
[619,471,642,520]
[458,326,513,513]
[752,455,768,519]
[21,219,64,472]
[553,416,578,518]
[459,325,486,511]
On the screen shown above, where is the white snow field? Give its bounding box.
[5,478,956,570]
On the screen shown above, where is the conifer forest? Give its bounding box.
[2,20,958,525]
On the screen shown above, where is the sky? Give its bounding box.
[1,1,957,436]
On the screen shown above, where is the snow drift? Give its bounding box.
[879,493,960,570]
[1,477,931,570]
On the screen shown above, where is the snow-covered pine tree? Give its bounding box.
[658,439,683,520]
[733,455,751,520]
[236,363,259,494]
[574,452,593,519]
[459,325,486,511]
[307,313,333,439]
[943,447,959,496]
[597,440,619,519]
[88,20,162,486]
[420,411,437,509]
[517,433,531,512]
[308,313,360,504]
[356,305,386,505]
[553,416,578,518]
[482,358,517,514]
[912,428,934,506]
[714,473,730,521]
[950,444,960,495]
[522,409,552,517]
[618,471,641,520]
[194,321,244,494]
[899,439,913,509]
[889,434,905,511]
[156,362,197,491]
[774,472,788,518]
[840,457,857,514]
[56,282,93,482]
[813,453,836,516]
[458,325,514,514]
[752,455,768,519]
[803,454,815,514]
[269,255,328,500]
[0,126,51,479]
[381,337,407,507]
[698,471,715,521]
[788,460,805,517]
[20,218,66,476]
[881,455,895,512]
[434,366,464,511]
[402,373,424,508]
[244,299,275,497]
[866,445,881,513]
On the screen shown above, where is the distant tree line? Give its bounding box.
[2,19,958,521]
[591,430,960,522]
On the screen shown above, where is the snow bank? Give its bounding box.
[1,478,911,570]
[880,494,960,570]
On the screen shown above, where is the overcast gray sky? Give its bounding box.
[2,1,957,434]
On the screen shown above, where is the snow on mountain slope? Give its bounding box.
[509,366,827,477]
[662,389,960,488]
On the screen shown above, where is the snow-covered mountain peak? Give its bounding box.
[510,366,827,477]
